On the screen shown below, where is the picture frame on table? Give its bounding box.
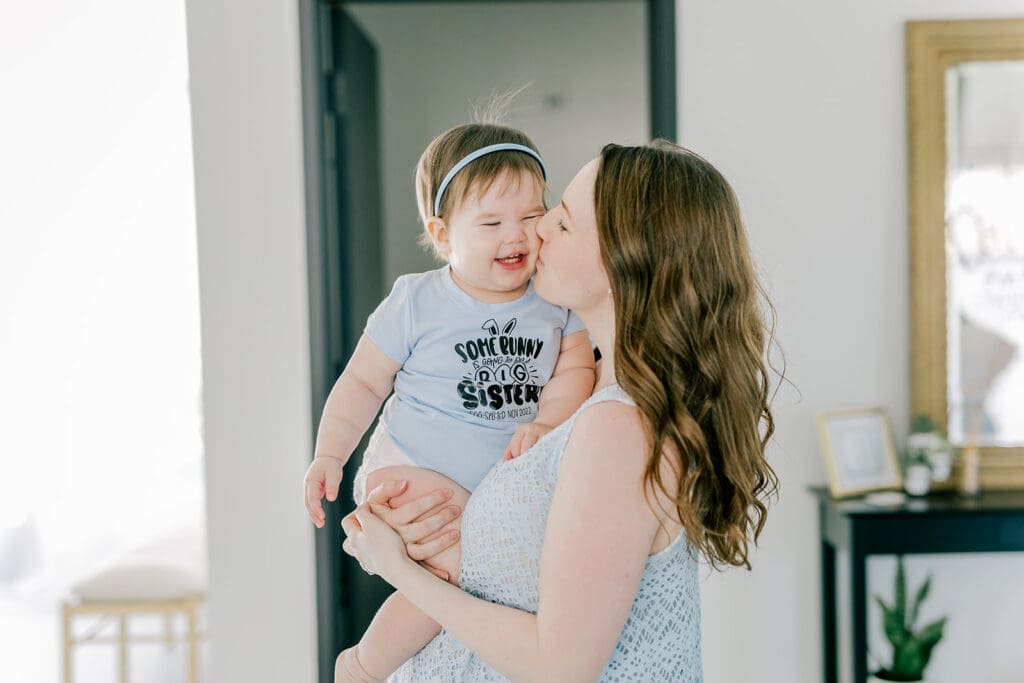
[817,408,903,499]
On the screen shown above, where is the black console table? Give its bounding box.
[810,486,1024,683]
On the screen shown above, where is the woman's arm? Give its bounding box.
[351,400,659,682]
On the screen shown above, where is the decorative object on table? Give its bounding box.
[869,556,946,682]
[817,408,902,499]
[959,442,981,498]
[863,491,908,507]
[955,320,1011,498]
[906,414,957,484]
[902,449,932,497]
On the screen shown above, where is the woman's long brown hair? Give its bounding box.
[594,141,780,570]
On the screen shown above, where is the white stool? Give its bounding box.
[62,527,206,683]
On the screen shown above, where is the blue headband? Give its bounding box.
[433,143,547,216]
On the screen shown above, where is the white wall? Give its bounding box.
[680,2,1024,682]
[348,2,649,284]
[183,2,317,681]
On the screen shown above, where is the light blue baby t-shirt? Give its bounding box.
[364,266,585,492]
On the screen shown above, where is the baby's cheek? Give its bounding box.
[526,227,542,253]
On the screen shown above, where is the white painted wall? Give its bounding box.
[680,2,1024,682]
[183,2,317,681]
[347,2,649,285]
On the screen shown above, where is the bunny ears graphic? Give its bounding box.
[482,318,518,336]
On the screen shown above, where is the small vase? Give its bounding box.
[907,432,954,483]
[927,450,953,482]
[904,464,931,496]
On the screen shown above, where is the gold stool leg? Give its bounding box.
[164,609,174,647]
[186,600,198,683]
[118,613,128,683]
[62,603,73,683]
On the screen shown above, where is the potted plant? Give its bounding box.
[907,414,956,483]
[902,449,932,497]
[870,556,947,682]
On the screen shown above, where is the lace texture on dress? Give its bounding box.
[390,385,703,682]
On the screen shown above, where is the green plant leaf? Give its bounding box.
[908,576,931,629]
[880,598,907,648]
[895,557,907,627]
[893,639,924,677]
[917,617,947,662]
[911,414,938,433]
[918,618,946,642]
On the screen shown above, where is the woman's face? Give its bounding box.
[533,158,609,312]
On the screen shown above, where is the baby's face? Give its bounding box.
[443,169,545,302]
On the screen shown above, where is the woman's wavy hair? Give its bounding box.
[594,140,780,570]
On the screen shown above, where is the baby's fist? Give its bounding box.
[503,422,553,460]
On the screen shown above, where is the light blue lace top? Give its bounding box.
[390,384,703,682]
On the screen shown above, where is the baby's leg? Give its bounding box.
[350,466,469,679]
[364,465,468,583]
[348,592,442,680]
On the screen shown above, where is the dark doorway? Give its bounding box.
[299,2,675,681]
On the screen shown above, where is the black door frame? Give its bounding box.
[297,2,676,681]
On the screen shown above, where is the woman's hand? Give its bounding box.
[341,503,412,582]
[342,480,462,580]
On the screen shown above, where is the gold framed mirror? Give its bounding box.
[907,18,1024,490]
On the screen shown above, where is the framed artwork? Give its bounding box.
[817,409,903,499]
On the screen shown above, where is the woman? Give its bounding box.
[341,141,779,681]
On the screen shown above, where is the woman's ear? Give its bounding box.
[425,217,450,256]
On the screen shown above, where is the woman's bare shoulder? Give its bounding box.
[567,393,684,548]
[565,398,647,472]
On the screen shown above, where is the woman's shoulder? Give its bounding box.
[577,388,640,422]
[564,390,646,472]
[565,386,685,542]
[572,384,638,424]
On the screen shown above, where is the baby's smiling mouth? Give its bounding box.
[496,253,526,265]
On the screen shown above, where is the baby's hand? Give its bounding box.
[503,422,553,460]
[303,455,345,528]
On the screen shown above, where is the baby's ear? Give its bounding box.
[424,217,450,255]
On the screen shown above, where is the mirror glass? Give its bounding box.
[945,60,1024,446]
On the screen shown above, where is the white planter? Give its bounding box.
[927,450,953,482]
[904,464,931,496]
[907,432,955,483]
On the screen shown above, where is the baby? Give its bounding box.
[303,123,595,681]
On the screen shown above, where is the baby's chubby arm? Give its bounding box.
[503,330,595,459]
[304,334,402,528]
